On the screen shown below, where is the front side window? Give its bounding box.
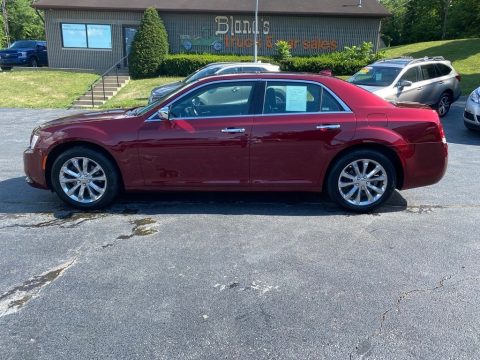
[263,81,343,114]
[62,24,112,49]
[400,67,420,83]
[170,81,255,118]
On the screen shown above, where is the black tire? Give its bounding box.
[29,57,39,67]
[1,66,12,71]
[326,149,396,213]
[436,92,452,117]
[50,147,120,210]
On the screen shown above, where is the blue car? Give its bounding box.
[0,40,48,71]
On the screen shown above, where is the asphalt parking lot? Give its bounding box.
[0,100,479,360]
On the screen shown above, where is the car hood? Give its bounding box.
[152,81,183,95]
[357,85,386,93]
[0,48,33,53]
[39,109,129,129]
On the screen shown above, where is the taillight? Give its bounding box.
[455,74,461,81]
[439,123,447,144]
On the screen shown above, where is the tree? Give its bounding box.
[5,0,44,41]
[0,14,6,48]
[128,7,169,79]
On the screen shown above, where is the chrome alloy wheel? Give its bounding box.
[59,157,107,204]
[338,159,388,206]
[437,95,451,117]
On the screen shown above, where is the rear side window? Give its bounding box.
[436,64,452,76]
[263,81,343,114]
[400,67,420,83]
[420,64,439,80]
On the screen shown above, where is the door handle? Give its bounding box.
[221,127,246,133]
[316,124,341,130]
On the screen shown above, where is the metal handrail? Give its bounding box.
[88,55,128,108]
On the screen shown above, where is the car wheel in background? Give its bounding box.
[436,92,452,117]
[51,147,120,210]
[327,149,396,213]
[1,66,12,71]
[29,58,39,67]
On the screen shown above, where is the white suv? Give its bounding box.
[348,57,462,117]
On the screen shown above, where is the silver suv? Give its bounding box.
[348,57,461,117]
[149,62,280,104]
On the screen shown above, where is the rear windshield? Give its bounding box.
[9,41,37,49]
[348,66,402,87]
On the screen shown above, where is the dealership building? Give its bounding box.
[33,0,389,71]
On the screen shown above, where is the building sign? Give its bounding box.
[179,15,342,54]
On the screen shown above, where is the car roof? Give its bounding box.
[372,56,450,68]
[207,62,277,68]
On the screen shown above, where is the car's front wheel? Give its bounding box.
[436,92,452,117]
[327,150,396,212]
[51,147,120,210]
[1,66,12,71]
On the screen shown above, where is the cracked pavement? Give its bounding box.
[0,104,479,359]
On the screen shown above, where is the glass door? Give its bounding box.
[123,26,138,66]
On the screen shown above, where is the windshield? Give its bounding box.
[9,41,37,49]
[348,66,402,87]
[183,65,224,84]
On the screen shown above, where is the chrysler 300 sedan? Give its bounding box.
[24,73,448,212]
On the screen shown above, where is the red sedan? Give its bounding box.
[24,73,448,212]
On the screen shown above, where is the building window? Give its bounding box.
[61,23,112,49]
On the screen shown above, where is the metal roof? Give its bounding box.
[32,0,390,17]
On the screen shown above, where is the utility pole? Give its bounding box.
[2,0,10,46]
[254,0,258,62]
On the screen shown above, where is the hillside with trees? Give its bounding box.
[380,0,480,46]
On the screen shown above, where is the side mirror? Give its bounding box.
[396,80,412,88]
[157,106,170,121]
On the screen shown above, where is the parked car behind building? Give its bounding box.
[149,62,280,103]
[348,57,461,117]
[0,40,48,71]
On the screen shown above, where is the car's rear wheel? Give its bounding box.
[327,150,396,212]
[1,66,12,71]
[436,92,452,117]
[51,147,119,210]
[29,58,39,67]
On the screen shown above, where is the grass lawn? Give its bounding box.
[0,70,97,108]
[102,77,183,109]
[384,38,480,94]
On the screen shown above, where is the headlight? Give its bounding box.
[19,52,27,58]
[30,134,40,149]
[470,89,480,104]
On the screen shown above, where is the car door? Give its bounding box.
[36,43,48,65]
[418,64,441,105]
[250,80,357,188]
[395,66,423,102]
[137,80,257,188]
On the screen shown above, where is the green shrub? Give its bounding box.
[281,42,385,76]
[129,8,169,79]
[274,40,292,62]
[159,54,271,76]
[157,42,384,77]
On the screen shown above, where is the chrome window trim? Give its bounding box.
[146,78,353,122]
[261,79,352,114]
